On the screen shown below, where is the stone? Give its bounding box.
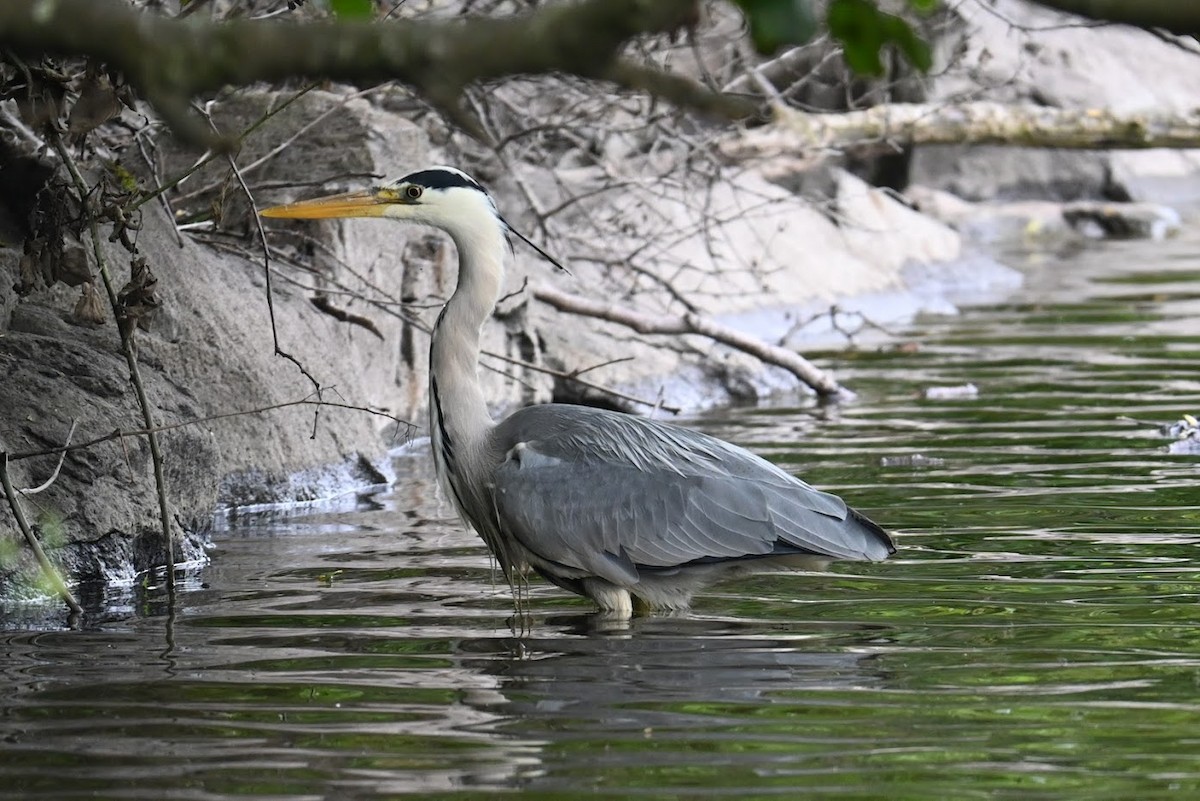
[1061,201,1181,240]
[907,185,1181,245]
[1108,150,1200,206]
[913,0,1200,205]
[933,1,1200,115]
[907,145,1110,202]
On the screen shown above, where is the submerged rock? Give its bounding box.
[1061,202,1181,240]
[1163,414,1200,455]
[923,383,980,401]
[907,186,1183,246]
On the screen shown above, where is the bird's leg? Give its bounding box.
[582,578,634,618]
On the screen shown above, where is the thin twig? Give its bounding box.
[194,101,324,436]
[172,86,385,208]
[9,394,416,463]
[1,452,84,616]
[479,349,679,414]
[568,356,634,379]
[130,85,316,212]
[532,283,843,397]
[18,420,78,496]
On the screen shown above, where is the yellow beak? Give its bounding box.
[259,189,391,219]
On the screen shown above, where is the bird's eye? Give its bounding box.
[405,185,423,200]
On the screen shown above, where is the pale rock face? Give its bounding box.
[916,0,1200,204]
[935,0,1200,115]
[563,167,952,313]
[833,171,960,273]
[1109,150,1200,205]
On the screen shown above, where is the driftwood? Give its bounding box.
[722,102,1200,160]
[532,284,843,398]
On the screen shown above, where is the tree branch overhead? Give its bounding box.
[0,0,744,146]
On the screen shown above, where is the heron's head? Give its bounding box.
[260,166,500,236]
[261,165,568,272]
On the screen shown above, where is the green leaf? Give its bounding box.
[734,0,819,55]
[889,16,932,71]
[329,0,373,19]
[827,0,931,76]
[907,0,939,12]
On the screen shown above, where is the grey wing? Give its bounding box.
[487,406,894,587]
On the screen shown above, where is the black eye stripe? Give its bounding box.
[399,169,486,194]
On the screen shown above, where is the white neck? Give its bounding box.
[428,211,507,460]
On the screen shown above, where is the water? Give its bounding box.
[3,232,1199,799]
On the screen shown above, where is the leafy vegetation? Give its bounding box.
[733,0,934,74]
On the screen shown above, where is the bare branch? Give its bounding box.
[18,420,78,496]
[8,394,416,463]
[50,130,178,591]
[0,0,734,146]
[532,284,844,398]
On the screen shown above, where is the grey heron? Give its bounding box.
[260,166,895,616]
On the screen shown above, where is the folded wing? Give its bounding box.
[487,405,893,587]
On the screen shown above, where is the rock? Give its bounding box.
[908,185,1072,244]
[911,143,1200,209]
[934,1,1200,115]
[907,185,1181,245]
[914,0,1200,204]
[923,383,979,401]
[907,145,1110,202]
[0,295,214,594]
[1108,150,1200,206]
[1061,201,1181,240]
[834,171,961,269]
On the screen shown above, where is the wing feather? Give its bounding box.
[487,405,893,584]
